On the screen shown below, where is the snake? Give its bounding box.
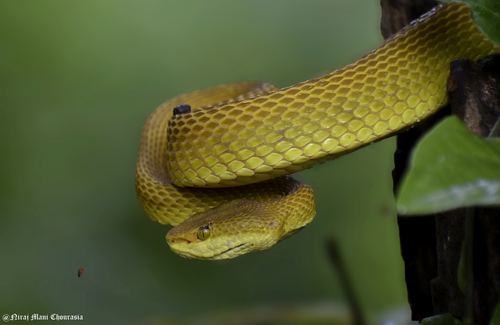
[135,2,500,260]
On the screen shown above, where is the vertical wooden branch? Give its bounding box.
[381,0,500,323]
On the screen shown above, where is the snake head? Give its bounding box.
[165,199,285,260]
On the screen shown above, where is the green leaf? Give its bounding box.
[421,314,462,325]
[441,0,500,45]
[491,303,500,325]
[396,116,500,215]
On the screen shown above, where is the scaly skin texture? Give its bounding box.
[136,82,316,259]
[136,3,500,260]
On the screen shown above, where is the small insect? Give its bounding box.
[173,104,191,115]
[78,268,86,277]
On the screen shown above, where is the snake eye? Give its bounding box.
[197,225,210,241]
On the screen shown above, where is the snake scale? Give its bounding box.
[136,3,500,260]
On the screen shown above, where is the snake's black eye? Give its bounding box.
[173,104,191,115]
[197,224,210,241]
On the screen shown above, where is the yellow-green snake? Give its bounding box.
[135,3,499,260]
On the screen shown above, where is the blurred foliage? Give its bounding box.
[420,314,461,325]
[0,0,409,324]
[490,303,500,325]
[146,302,352,325]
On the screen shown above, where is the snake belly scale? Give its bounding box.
[135,3,499,260]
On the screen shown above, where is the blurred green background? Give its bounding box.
[0,0,408,324]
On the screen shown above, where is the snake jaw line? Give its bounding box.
[166,232,252,260]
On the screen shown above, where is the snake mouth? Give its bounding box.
[223,243,247,253]
[168,237,250,260]
[213,242,252,259]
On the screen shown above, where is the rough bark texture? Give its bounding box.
[447,54,500,325]
[380,0,500,323]
[380,0,438,39]
[447,54,500,136]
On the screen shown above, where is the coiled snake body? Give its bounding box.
[136,3,499,260]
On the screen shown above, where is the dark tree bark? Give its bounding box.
[446,55,500,325]
[380,0,438,40]
[380,0,500,323]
